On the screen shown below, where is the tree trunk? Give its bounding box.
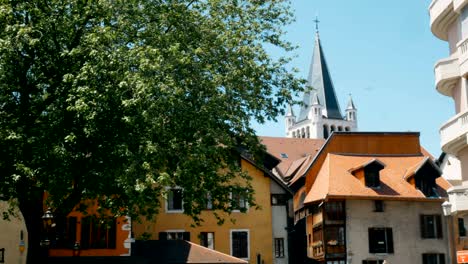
[19,191,49,264]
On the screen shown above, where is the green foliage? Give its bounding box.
[0,0,304,226]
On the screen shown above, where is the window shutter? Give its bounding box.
[159,232,167,240]
[420,215,426,238]
[368,228,376,253]
[436,215,443,239]
[183,232,191,241]
[68,217,77,248]
[385,228,394,253]
[439,253,446,264]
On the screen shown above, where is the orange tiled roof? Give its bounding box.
[259,136,325,179]
[304,153,450,204]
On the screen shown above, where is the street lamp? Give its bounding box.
[40,208,54,249]
[442,201,452,216]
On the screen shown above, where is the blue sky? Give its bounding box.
[253,0,452,157]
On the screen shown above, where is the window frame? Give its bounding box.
[368,227,394,254]
[200,232,215,249]
[80,216,117,249]
[459,218,467,237]
[160,229,190,241]
[420,214,443,239]
[166,187,184,213]
[230,191,249,212]
[422,253,445,264]
[230,229,250,260]
[274,237,285,258]
[0,248,4,263]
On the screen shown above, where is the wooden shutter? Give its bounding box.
[439,253,446,264]
[183,232,190,241]
[108,219,117,248]
[159,232,168,240]
[368,228,376,253]
[420,215,426,238]
[385,228,393,253]
[436,215,443,239]
[80,217,90,249]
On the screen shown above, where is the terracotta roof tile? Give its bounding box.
[259,136,325,179]
[304,154,450,204]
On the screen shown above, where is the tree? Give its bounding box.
[0,0,304,262]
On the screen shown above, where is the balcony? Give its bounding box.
[435,55,460,96]
[448,185,468,214]
[429,0,458,41]
[459,37,468,77]
[440,110,468,154]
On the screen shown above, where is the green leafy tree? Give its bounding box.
[0,0,304,262]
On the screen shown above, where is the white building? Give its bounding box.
[429,0,468,261]
[285,28,357,140]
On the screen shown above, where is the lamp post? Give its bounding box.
[40,208,54,258]
[442,201,456,264]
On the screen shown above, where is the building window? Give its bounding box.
[459,218,466,237]
[167,188,183,212]
[323,125,329,139]
[53,216,77,248]
[374,200,384,212]
[327,261,345,264]
[362,260,384,264]
[200,232,214,249]
[159,230,190,241]
[205,192,213,210]
[415,176,438,197]
[368,228,393,254]
[231,230,249,259]
[271,194,289,205]
[231,191,248,211]
[0,248,4,263]
[422,253,445,264]
[325,201,345,221]
[80,217,116,249]
[274,238,285,258]
[420,215,442,239]
[365,169,380,188]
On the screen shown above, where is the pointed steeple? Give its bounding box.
[346,94,356,110]
[298,25,343,121]
[286,104,295,117]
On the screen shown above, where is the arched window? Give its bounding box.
[306,127,310,138]
[338,126,343,132]
[345,127,350,132]
[301,128,305,138]
[323,125,329,139]
[292,131,296,138]
[330,125,336,132]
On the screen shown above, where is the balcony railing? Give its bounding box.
[429,0,457,41]
[448,185,468,213]
[434,55,459,96]
[440,110,468,154]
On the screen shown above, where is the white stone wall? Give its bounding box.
[270,180,289,264]
[346,200,449,264]
[0,202,27,264]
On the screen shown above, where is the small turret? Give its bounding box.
[345,94,357,122]
[285,104,295,135]
[308,92,323,121]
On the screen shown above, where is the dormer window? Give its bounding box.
[405,157,442,198]
[349,159,385,189]
[365,168,380,188]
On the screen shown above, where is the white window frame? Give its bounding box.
[230,229,250,260]
[165,229,185,240]
[165,187,184,213]
[200,232,215,249]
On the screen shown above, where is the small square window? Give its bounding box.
[420,215,442,239]
[374,200,384,212]
[166,188,183,213]
[422,253,445,264]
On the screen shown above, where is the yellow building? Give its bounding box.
[0,201,27,264]
[133,155,293,264]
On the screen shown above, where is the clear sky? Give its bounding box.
[253,0,452,158]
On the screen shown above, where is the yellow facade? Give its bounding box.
[133,159,275,264]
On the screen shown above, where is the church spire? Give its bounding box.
[346,94,356,110]
[297,22,343,121]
